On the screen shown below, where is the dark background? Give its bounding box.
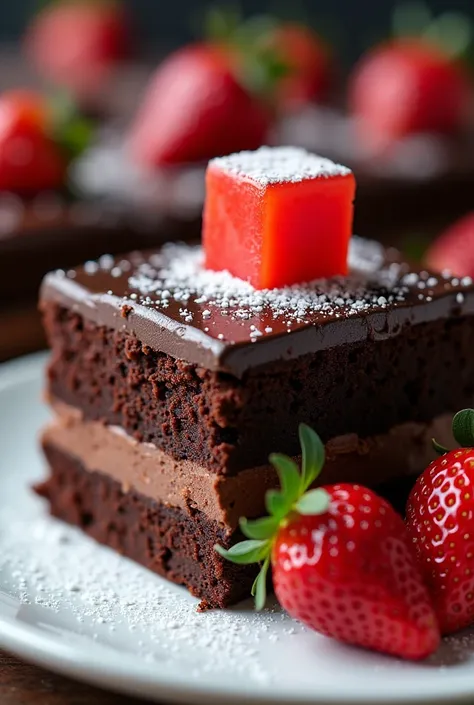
[2,0,474,63]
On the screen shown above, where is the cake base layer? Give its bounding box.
[38,440,421,609]
[37,442,257,609]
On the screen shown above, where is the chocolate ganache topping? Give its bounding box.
[40,237,474,377]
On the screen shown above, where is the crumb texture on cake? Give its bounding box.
[43,301,474,474]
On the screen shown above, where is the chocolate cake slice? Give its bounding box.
[37,233,474,607]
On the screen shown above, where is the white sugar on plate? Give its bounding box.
[0,507,296,685]
[210,146,352,186]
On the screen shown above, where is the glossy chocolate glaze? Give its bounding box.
[40,238,474,377]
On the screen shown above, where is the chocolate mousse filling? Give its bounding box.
[41,403,454,531]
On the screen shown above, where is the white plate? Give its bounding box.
[2,353,474,705]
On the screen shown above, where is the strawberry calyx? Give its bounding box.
[48,92,95,161]
[215,423,330,610]
[433,408,474,455]
[205,7,291,103]
[392,2,473,60]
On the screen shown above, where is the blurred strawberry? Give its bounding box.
[24,0,130,103]
[206,10,332,111]
[349,40,471,147]
[264,23,332,109]
[425,212,474,277]
[128,44,270,167]
[0,90,67,192]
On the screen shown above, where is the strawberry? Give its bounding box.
[265,22,331,110]
[0,90,66,192]
[425,212,474,278]
[406,409,474,635]
[216,424,440,660]
[206,11,331,111]
[24,0,130,103]
[348,39,471,147]
[128,44,270,167]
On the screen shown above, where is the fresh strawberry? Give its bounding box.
[348,39,471,146]
[0,90,66,192]
[266,22,331,109]
[406,409,474,635]
[216,425,440,660]
[24,0,129,103]
[425,212,474,278]
[128,44,270,167]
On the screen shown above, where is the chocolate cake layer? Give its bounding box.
[37,442,257,609]
[43,301,474,474]
[42,408,454,531]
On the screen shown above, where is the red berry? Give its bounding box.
[425,212,474,278]
[273,485,440,660]
[349,40,470,145]
[406,448,474,634]
[24,0,129,102]
[128,44,270,167]
[268,23,331,110]
[0,91,66,192]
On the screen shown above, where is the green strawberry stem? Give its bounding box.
[48,92,95,161]
[205,6,291,102]
[215,423,330,610]
[392,2,473,61]
[432,408,474,455]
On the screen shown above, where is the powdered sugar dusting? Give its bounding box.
[210,147,351,185]
[125,238,406,328]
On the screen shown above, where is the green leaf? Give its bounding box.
[240,516,279,540]
[452,409,474,448]
[299,423,325,492]
[214,539,269,565]
[294,488,330,516]
[265,489,290,520]
[392,1,432,38]
[423,11,473,60]
[205,4,242,41]
[269,453,301,504]
[432,438,449,456]
[48,92,95,161]
[251,556,270,611]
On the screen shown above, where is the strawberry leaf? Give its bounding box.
[240,516,279,540]
[299,423,325,492]
[432,438,449,456]
[49,92,95,161]
[251,556,270,611]
[294,488,330,515]
[452,409,474,448]
[205,5,241,42]
[269,453,301,504]
[214,539,269,565]
[265,489,289,519]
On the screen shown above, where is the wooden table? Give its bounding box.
[0,650,159,705]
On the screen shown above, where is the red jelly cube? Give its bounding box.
[203,147,356,289]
